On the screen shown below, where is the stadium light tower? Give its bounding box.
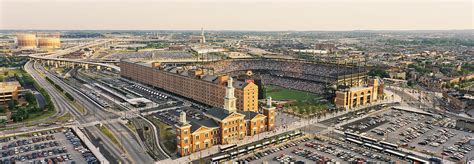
[201,27,206,44]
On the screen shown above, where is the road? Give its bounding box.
[28,39,120,71]
[70,67,173,160]
[387,86,473,121]
[37,61,159,163]
[25,61,133,163]
[12,38,171,163]
[0,62,67,134]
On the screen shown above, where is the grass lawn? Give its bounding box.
[95,124,124,151]
[0,68,58,125]
[56,112,73,122]
[159,125,177,153]
[147,116,176,153]
[126,122,137,134]
[264,85,321,103]
[71,102,86,114]
[264,85,333,117]
[0,126,17,131]
[0,69,23,77]
[22,109,56,123]
[290,103,328,117]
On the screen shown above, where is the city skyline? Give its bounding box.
[0,0,473,164]
[1,0,473,31]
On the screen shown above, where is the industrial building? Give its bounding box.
[15,33,37,49]
[15,32,61,49]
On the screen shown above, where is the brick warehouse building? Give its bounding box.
[120,60,259,112]
[175,78,276,156]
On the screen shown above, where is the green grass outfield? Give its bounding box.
[264,85,321,103]
[264,85,331,117]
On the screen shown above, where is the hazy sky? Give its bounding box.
[1,0,473,31]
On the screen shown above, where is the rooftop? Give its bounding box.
[205,107,231,121]
[349,86,371,92]
[241,111,259,120]
[0,81,21,93]
[122,60,252,89]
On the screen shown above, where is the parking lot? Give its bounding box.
[0,128,97,164]
[237,135,401,163]
[338,109,474,162]
[341,114,388,133]
[320,103,391,126]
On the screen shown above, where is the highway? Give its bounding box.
[25,61,135,163]
[0,62,70,136]
[28,39,121,71]
[70,67,171,161]
[19,39,170,163]
[25,62,68,117]
[36,62,158,163]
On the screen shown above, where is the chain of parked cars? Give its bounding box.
[343,109,473,162]
[399,123,432,145]
[417,129,455,148]
[236,137,310,163]
[443,137,472,161]
[273,154,298,163]
[292,147,335,163]
[64,129,97,164]
[313,137,396,163]
[0,130,75,164]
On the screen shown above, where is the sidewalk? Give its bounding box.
[165,89,401,163]
[71,126,110,164]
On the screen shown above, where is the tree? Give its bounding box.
[12,108,28,122]
[0,106,3,113]
[368,69,389,78]
[8,100,16,110]
[309,107,316,114]
[31,106,40,112]
[24,92,36,105]
[0,119,6,126]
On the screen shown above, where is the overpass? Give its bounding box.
[33,57,120,71]
[41,39,111,58]
[28,39,121,71]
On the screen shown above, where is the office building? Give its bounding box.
[0,81,22,104]
[175,78,275,156]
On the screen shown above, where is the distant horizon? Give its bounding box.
[1,29,473,32]
[1,0,472,31]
